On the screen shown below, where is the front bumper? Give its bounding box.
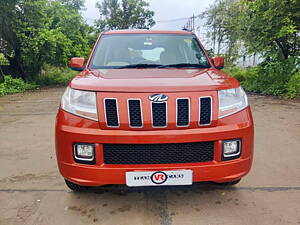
[55,107,254,186]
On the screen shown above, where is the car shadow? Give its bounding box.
[78,182,238,195]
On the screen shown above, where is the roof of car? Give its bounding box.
[103,29,194,35]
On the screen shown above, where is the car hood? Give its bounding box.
[70,68,240,92]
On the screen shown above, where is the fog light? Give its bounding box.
[223,140,241,160]
[74,144,95,162]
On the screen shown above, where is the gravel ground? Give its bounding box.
[0,87,300,225]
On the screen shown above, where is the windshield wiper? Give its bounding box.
[109,63,210,69]
[117,64,163,69]
[158,63,211,68]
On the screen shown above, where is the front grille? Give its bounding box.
[103,142,214,164]
[102,94,214,129]
[152,102,167,127]
[176,98,189,127]
[104,99,119,127]
[199,97,212,125]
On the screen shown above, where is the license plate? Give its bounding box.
[126,170,193,187]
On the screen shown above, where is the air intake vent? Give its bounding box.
[199,97,212,125]
[152,102,167,127]
[103,141,214,164]
[104,99,119,127]
[128,99,142,127]
[176,98,190,127]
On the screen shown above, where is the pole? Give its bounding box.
[192,14,195,32]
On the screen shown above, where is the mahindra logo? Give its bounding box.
[149,94,168,102]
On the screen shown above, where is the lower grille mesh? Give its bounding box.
[103,142,214,164]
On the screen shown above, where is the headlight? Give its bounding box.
[61,87,98,121]
[218,87,248,118]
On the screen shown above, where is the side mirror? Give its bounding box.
[69,57,85,71]
[212,56,224,69]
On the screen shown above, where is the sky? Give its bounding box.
[83,0,215,30]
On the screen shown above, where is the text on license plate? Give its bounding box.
[126,170,193,187]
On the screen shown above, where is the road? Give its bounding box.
[0,87,300,225]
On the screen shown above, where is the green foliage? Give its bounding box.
[238,0,300,59]
[287,71,300,98]
[35,65,77,86]
[0,76,37,96]
[0,0,92,79]
[203,0,299,98]
[224,58,300,98]
[224,66,256,83]
[96,0,155,31]
[0,54,9,66]
[203,0,300,60]
[59,0,85,10]
[201,0,245,64]
[0,65,77,96]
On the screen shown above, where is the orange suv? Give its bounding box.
[55,30,254,191]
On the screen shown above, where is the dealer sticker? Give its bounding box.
[125,170,193,187]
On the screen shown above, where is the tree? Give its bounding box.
[95,0,155,31]
[202,0,300,63]
[238,0,300,60]
[201,0,242,64]
[0,0,91,79]
[59,0,85,10]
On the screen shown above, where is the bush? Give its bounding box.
[0,65,77,96]
[35,65,77,86]
[0,75,37,96]
[0,53,9,66]
[287,71,300,98]
[225,58,299,98]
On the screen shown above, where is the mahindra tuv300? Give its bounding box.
[55,30,254,191]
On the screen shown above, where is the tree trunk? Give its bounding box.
[0,67,4,83]
[212,35,216,55]
[6,48,26,79]
[275,40,289,60]
[7,56,26,79]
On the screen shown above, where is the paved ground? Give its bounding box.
[0,87,300,225]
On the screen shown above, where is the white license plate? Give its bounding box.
[126,170,193,187]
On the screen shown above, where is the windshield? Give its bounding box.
[89,34,210,69]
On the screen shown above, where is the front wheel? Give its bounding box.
[215,178,241,186]
[65,179,89,192]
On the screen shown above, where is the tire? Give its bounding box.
[65,179,89,192]
[215,178,241,186]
